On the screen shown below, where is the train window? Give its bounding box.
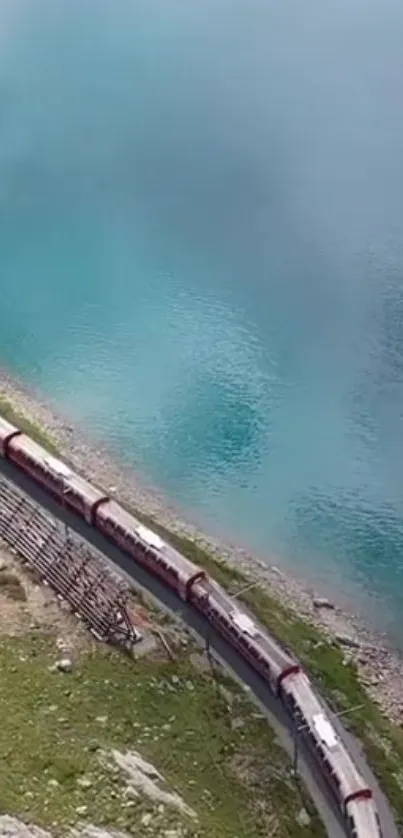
[66,487,79,501]
[137,540,147,553]
[347,816,356,836]
[329,767,340,787]
[375,813,383,838]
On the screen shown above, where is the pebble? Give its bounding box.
[76,777,92,789]
[75,805,88,815]
[313,597,335,610]
[141,813,152,826]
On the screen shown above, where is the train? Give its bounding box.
[0,416,383,838]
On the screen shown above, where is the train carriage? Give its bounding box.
[95,501,204,599]
[346,795,383,838]
[192,578,300,692]
[6,434,108,523]
[281,671,376,821]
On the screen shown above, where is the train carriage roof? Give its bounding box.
[284,672,367,797]
[207,580,296,673]
[99,500,203,580]
[346,797,381,838]
[11,435,106,504]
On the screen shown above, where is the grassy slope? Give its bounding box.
[0,633,322,838]
[1,394,402,831]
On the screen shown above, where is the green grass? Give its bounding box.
[0,394,59,455]
[0,633,323,838]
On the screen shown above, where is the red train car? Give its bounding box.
[6,433,108,524]
[281,671,380,836]
[191,578,300,692]
[95,500,205,600]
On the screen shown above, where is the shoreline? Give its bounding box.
[1,366,403,724]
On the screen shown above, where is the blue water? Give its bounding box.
[1,0,403,640]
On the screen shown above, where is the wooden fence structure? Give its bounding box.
[0,475,141,648]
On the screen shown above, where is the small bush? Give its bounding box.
[0,570,27,601]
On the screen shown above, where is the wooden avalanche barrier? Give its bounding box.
[0,475,140,647]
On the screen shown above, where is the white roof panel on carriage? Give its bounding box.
[43,455,72,478]
[313,713,338,750]
[136,524,164,549]
[67,471,108,501]
[312,713,338,750]
[232,611,258,637]
[99,500,142,529]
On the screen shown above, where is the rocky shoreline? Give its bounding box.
[1,367,402,723]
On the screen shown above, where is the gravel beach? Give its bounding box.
[0,367,402,724]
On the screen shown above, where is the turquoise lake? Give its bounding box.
[1,1,403,641]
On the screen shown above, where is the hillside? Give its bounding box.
[0,545,322,838]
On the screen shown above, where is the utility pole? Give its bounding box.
[292,703,365,776]
[230,580,261,601]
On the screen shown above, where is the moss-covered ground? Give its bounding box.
[0,633,323,838]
